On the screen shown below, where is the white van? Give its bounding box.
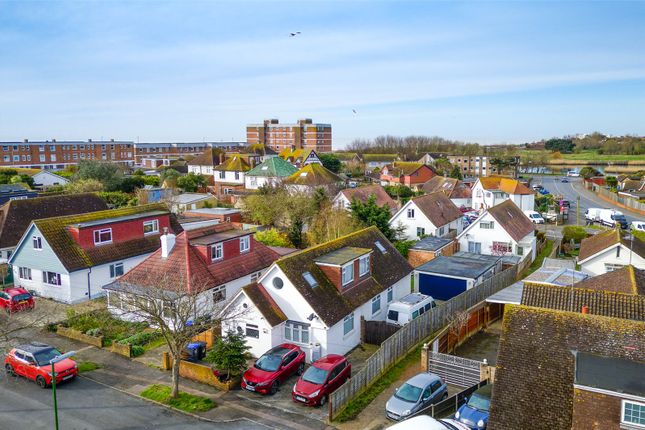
[586,208,628,229]
[632,221,645,232]
[386,293,436,326]
[524,210,545,224]
[567,171,580,177]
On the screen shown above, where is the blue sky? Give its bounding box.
[1,1,644,147]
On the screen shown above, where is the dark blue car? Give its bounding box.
[455,384,492,429]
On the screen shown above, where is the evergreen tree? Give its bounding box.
[449,165,463,180]
[205,331,251,378]
[350,194,396,241]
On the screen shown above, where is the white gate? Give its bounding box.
[428,351,483,388]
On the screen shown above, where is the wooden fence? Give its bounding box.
[362,319,400,345]
[328,265,518,421]
[588,182,645,214]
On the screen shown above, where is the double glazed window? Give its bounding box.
[359,255,370,277]
[245,324,260,339]
[32,236,42,250]
[342,263,354,286]
[343,313,355,336]
[240,236,250,253]
[143,219,159,235]
[42,271,61,286]
[480,221,494,229]
[622,400,645,427]
[93,228,112,245]
[212,285,226,303]
[109,262,124,278]
[407,208,415,219]
[211,243,223,261]
[19,267,32,280]
[284,321,309,344]
[371,295,381,315]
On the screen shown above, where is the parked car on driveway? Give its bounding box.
[292,354,351,406]
[242,343,306,395]
[455,384,492,429]
[0,287,34,313]
[4,342,77,388]
[523,210,545,224]
[386,415,470,430]
[386,372,448,421]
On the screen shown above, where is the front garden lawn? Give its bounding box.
[140,384,215,413]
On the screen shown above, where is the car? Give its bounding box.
[0,287,35,313]
[531,184,542,191]
[631,221,645,232]
[523,210,545,224]
[4,342,77,388]
[455,384,492,429]
[567,171,580,177]
[242,343,306,395]
[386,415,471,430]
[538,188,550,195]
[459,207,475,214]
[561,178,569,183]
[558,200,570,208]
[386,372,448,421]
[292,354,351,406]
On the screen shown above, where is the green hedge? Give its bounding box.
[118,331,159,346]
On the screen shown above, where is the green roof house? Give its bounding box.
[283,163,345,194]
[244,157,298,190]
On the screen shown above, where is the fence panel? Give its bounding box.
[364,320,401,345]
[329,265,517,420]
[427,351,482,388]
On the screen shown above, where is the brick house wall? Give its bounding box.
[407,242,457,268]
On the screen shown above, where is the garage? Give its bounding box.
[419,273,467,300]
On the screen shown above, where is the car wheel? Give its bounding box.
[319,395,327,407]
[36,375,48,388]
[269,380,279,395]
[296,363,304,376]
[5,364,15,376]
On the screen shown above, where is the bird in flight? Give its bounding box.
[290,32,301,37]
[352,109,357,115]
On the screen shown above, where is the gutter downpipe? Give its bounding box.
[87,267,92,300]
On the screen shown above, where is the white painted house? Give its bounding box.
[9,204,177,304]
[390,192,463,241]
[221,227,413,362]
[244,157,298,190]
[471,176,535,212]
[31,170,70,188]
[457,200,537,261]
[577,229,645,276]
[187,149,223,176]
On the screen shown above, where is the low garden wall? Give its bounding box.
[178,358,239,391]
[56,325,104,348]
[110,342,132,358]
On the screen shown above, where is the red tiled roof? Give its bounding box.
[340,185,398,212]
[479,176,533,195]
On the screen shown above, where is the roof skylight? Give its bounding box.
[375,241,387,254]
[303,271,318,288]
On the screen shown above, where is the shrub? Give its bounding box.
[85,328,102,337]
[118,331,159,346]
[562,226,588,244]
[131,345,145,357]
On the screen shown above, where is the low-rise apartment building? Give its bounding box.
[247,118,332,153]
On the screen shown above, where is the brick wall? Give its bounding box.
[571,389,622,430]
[407,242,457,267]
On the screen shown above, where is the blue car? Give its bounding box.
[455,384,491,429]
[538,188,550,195]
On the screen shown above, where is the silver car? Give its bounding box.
[386,372,448,421]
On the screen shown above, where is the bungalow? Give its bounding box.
[244,157,298,190]
[363,154,399,170]
[0,193,108,263]
[279,148,321,167]
[414,252,502,300]
[221,227,413,361]
[333,184,398,214]
[9,204,181,304]
[334,152,362,165]
[421,176,472,209]
[0,184,38,205]
[471,176,534,212]
[577,229,645,276]
[389,192,463,240]
[30,170,70,189]
[169,193,217,213]
[617,177,644,192]
[457,200,536,261]
[212,154,260,196]
[103,223,281,323]
[187,149,223,176]
[380,162,435,189]
[283,163,345,194]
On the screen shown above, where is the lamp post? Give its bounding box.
[49,351,75,430]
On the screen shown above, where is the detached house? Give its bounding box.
[279,148,321,167]
[471,176,534,212]
[244,157,298,190]
[0,193,108,262]
[30,170,70,189]
[221,227,413,361]
[380,162,435,189]
[104,223,281,322]
[390,192,463,240]
[421,176,472,209]
[9,204,181,304]
[283,163,345,194]
[333,184,398,214]
[187,149,223,176]
[363,154,399,170]
[577,229,645,276]
[212,153,260,196]
[457,200,536,261]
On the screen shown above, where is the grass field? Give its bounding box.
[140,384,215,413]
[561,151,645,162]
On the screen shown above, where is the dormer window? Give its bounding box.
[342,263,354,286]
[93,228,112,245]
[240,236,250,253]
[143,219,159,235]
[359,255,370,277]
[211,243,223,261]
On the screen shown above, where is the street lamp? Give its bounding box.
[49,351,75,430]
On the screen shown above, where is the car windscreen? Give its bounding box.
[302,365,328,385]
[394,383,422,403]
[12,294,31,302]
[467,392,491,411]
[254,353,282,372]
[387,310,399,321]
[33,348,63,366]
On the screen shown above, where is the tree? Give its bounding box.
[350,194,397,241]
[99,191,134,208]
[393,240,416,258]
[308,204,361,245]
[384,184,414,200]
[605,176,618,189]
[449,165,463,180]
[75,160,124,191]
[160,168,181,184]
[319,153,342,173]
[446,310,470,354]
[66,178,104,193]
[176,172,208,192]
[544,138,574,153]
[579,166,601,179]
[120,176,145,193]
[254,228,292,247]
[205,331,251,379]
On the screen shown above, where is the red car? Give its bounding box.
[242,343,306,395]
[0,287,34,313]
[292,354,351,406]
[4,342,77,388]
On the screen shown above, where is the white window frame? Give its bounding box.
[42,271,62,286]
[480,221,494,229]
[605,263,625,272]
[240,236,250,253]
[32,236,42,250]
[212,285,226,303]
[93,228,113,245]
[245,323,260,339]
[143,219,159,235]
[343,313,355,336]
[387,286,393,303]
[371,295,381,315]
[621,399,645,428]
[19,267,32,280]
[284,321,310,345]
[109,262,124,278]
[359,255,370,277]
[407,208,415,219]
[342,263,354,286]
[211,243,223,261]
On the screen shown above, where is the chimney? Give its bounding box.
[160,227,176,258]
[52,139,56,142]
[581,305,589,315]
[88,139,92,142]
[23,139,28,143]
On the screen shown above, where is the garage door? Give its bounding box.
[419,273,467,301]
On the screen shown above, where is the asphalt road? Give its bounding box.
[529,175,642,225]
[0,373,268,430]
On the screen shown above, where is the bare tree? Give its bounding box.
[109,272,245,398]
[445,310,470,354]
